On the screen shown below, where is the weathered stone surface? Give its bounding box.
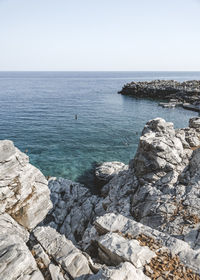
[97,232,156,268]
[33,226,92,279]
[95,161,128,183]
[0,140,52,229]
[0,211,44,280]
[0,213,29,242]
[94,118,200,246]
[133,118,185,177]
[88,262,150,280]
[49,263,69,280]
[94,213,200,274]
[189,117,200,129]
[0,234,44,280]
[44,178,104,245]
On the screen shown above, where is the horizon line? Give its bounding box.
[0,70,200,72]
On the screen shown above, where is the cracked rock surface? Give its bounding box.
[0,140,52,229]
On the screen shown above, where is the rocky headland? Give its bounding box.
[1,117,200,279]
[119,80,200,111]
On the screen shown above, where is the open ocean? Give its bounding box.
[0,71,199,188]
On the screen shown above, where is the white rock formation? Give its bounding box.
[0,214,44,280]
[95,161,128,183]
[1,117,200,279]
[88,262,150,280]
[33,226,92,279]
[0,140,52,229]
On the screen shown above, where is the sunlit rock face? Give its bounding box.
[0,140,52,229]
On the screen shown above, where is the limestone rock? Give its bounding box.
[44,178,104,245]
[97,232,156,268]
[0,140,52,229]
[88,262,150,280]
[94,213,200,274]
[0,213,29,242]
[95,118,200,243]
[49,263,69,280]
[0,234,44,280]
[95,161,128,183]
[133,118,184,177]
[33,226,92,279]
[189,117,200,129]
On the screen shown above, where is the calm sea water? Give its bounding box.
[0,71,199,188]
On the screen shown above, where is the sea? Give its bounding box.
[0,71,199,188]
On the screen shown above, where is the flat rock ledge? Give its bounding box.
[1,116,200,279]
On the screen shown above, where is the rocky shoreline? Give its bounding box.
[119,80,200,112]
[1,117,200,279]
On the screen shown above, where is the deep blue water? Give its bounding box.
[0,71,199,187]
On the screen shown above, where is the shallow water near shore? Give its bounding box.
[0,71,199,188]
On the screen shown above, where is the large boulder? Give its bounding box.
[0,140,52,229]
[95,161,128,184]
[133,118,185,177]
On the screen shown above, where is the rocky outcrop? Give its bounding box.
[119,80,200,104]
[0,140,52,229]
[92,118,200,245]
[1,117,200,279]
[0,140,52,280]
[91,213,200,278]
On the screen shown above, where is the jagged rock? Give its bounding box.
[33,226,92,279]
[95,161,128,183]
[0,140,52,229]
[88,262,150,280]
[189,117,200,129]
[95,118,200,244]
[44,178,104,245]
[0,234,44,280]
[0,211,44,280]
[133,118,185,177]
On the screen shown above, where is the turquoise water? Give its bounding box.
[0,71,199,187]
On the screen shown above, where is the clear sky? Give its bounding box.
[0,0,200,71]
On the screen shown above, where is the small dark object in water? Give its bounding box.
[75,114,78,120]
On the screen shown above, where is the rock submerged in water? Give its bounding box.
[1,117,200,279]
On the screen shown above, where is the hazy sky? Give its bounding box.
[0,0,200,71]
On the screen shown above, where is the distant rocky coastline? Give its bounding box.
[119,80,200,112]
[1,117,200,279]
